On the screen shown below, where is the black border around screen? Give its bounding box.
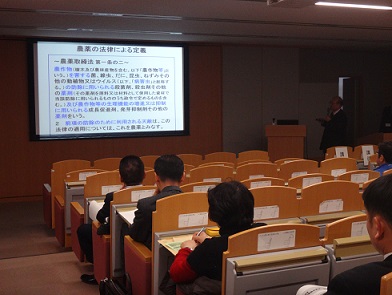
[28,39,189,141]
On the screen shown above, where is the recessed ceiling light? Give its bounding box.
[315,1,392,10]
[92,13,124,17]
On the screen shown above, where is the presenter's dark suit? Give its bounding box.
[128,186,182,250]
[325,255,392,295]
[77,191,114,263]
[320,109,347,153]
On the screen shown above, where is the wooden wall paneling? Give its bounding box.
[0,40,222,198]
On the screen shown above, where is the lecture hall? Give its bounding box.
[1,1,392,294]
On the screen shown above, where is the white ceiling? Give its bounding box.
[1,0,392,49]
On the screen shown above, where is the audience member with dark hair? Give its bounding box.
[78,155,145,284]
[324,174,392,294]
[374,141,392,176]
[169,181,265,293]
[127,154,185,250]
[299,174,392,295]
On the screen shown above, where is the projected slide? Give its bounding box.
[31,41,188,140]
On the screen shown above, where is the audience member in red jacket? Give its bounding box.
[169,181,265,292]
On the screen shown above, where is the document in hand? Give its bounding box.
[89,200,103,221]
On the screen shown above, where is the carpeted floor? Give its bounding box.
[0,200,67,259]
[0,252,98,295]
[0,198,99,294]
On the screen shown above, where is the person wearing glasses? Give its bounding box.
[374,141,392,176]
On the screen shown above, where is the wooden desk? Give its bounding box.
[64,181,85,234]
[111,204,137,278]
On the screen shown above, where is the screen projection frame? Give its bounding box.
[28,39,189,141]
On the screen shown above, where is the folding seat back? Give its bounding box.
[236,162,278,181]
[319,157,358,177]
[223,224,330,295]
[250,186,301,224]
[241,176,285,189]
[278,159,319,182]
[189,165,234,183]
[237,150,269,166]
[322,214,382,279]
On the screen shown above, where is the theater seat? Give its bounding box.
[92,221,110,283]
[124,236,152,295]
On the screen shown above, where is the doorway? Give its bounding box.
[339,77,362,146]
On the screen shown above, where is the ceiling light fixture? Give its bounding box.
[92,12,124,17]
[315,2,392,10]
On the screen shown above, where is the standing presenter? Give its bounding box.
[318,96,347,154]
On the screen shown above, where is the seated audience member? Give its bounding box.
[169,181,265,294]
[298,174,392,295]
[374,141,392,176]
[126,154,185,250]
[77,155,145,285]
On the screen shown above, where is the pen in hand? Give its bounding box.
[196,227,205,236]
[193,227,208,245]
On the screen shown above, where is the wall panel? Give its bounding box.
[0,40,222,198]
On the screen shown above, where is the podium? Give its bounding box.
[265,125,306,162]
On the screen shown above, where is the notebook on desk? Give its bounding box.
[158,234,194,256]
[117,208,137,225]
[158,227,221,256]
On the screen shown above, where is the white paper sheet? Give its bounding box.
[250,180,272,188]
[193,185,215,192]
[361,145,374,166]
[302,176,322,188]
[351,221,368,237]
[319,199,343,213]
[118,208,137,224]
[88,200,103,221]
[254,205,279,220]
[131,189,155,202]
[291,171,307,178]
[350,173,369,183]
[101,184,123,195]
[331,168,346,177]
[335,147,348,158]
[257,229,296,251]
[178,212,208,228]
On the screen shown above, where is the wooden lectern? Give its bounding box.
[265,125,306,162]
